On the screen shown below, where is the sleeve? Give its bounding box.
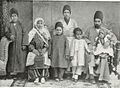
[48,36,53,57]
[21,23,28,46]
[5,26,12,40]
[83,28,91,44]
[110,33,117,45]
[70,39,75,56]
[28,38,35,51]
[65,37,69,56]
[84,40,91,53]
[74,20,78,28]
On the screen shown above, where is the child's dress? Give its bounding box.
[50,34,69,68]
[94,34,114,57]
[70,38,90,75]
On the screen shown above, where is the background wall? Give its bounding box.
[33,1,120,40]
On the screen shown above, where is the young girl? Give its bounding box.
[27,17,51,83]
[49,22,69,81]
[93,30,114,83]
[70,27,91,82]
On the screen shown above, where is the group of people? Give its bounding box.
[0,4,119,85]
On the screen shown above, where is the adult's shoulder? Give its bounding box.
[101,26,108,31]
[85,26,94,32]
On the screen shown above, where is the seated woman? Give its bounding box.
[26,18,51,83]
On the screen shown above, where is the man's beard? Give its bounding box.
[94,24,100,29]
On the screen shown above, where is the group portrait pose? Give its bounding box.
[0,3,120,87]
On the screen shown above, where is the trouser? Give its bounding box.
[28,68,49,81]
[54,67,65,79]
[98,58,110,81]
[72,66,83,79]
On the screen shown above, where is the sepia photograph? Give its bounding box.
[0,0,120,88]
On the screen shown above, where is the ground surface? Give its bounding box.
[0,78,120,88]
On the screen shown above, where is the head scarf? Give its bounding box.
[34,17,45,27]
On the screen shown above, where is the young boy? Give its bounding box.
[49,22,69,81]
[5,8,27,79]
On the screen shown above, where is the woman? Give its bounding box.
[26,18,51,83]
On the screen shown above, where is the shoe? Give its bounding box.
[90,79,96,84]
[74,79,78,83]
[55,78,60,82]
[41,77,46,84]
[59,78,63,81]
[34,78,39,83]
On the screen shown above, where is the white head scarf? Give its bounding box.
[34,17,45,27]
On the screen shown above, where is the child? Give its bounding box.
[27,17,51,83]
[70,27,91,82]
[93,30,114,83]
[49,22,69,81]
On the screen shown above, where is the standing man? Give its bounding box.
[59,5,78,78]
[5,8,27,79]
[85,11,117,83]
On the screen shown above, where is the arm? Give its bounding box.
[21,23,28,46]
[84,40,91,53]
[84,28,91,44]
[65,37,69,56]
[48,37,53,59]
[70,39,75,57]
[5,25,14,41]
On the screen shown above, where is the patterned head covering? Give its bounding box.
[63,5,71,14]
[94,11,103,21]
[34,17,45,27]
[10,8,19,17]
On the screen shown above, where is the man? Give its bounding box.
[85,11,117,83]
[5,8,27,79]
[58,5,78,79]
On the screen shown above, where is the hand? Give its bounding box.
[44,44,49,48]
[22,46,26,50]
[10,35,15,41]
[70,56,74,61]
[33,49,39,56]
[65,55,69,60]
[48,55,51,59]
[29,44,35,51]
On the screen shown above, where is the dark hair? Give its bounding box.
[55,22,63,29]
[63,5,71,14]
[10,8,19,17]
[73,27,83,36]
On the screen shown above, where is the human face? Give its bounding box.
[75,31,82,39]
[63,10,71,20]
[99,32,105,39]
[11,14,18,22]
[56,27,63,35]
[36,20,44,29]
[94,18,102,29]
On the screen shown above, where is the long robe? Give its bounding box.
[59,18,78,47]
[50,34,69,68]
[5,21,27,74]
